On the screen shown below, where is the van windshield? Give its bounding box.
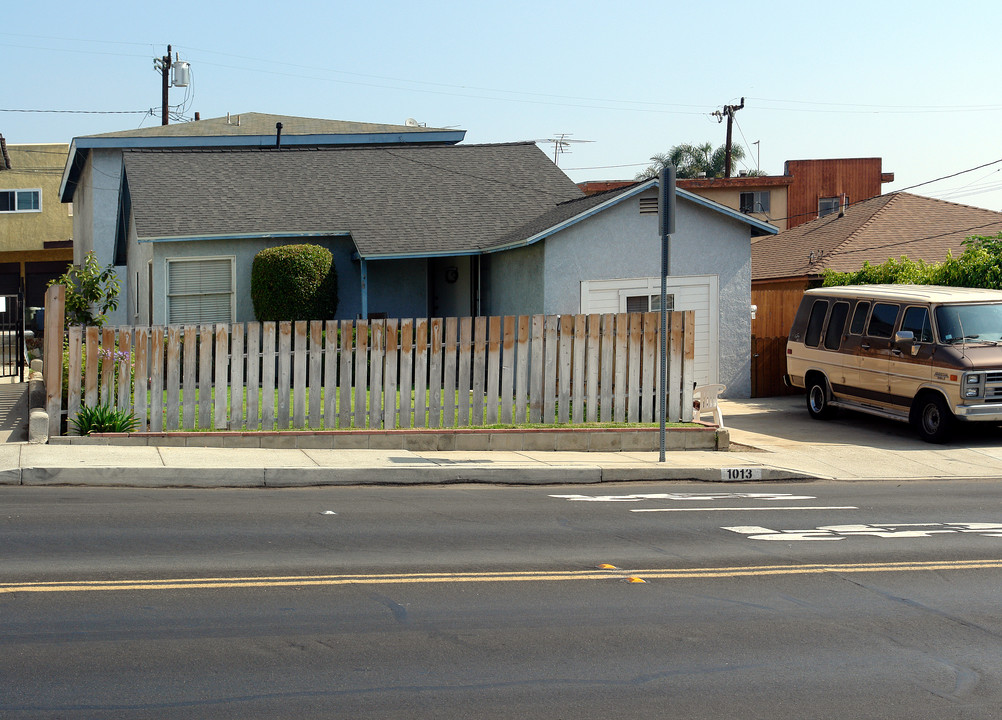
[935,303,1002,344]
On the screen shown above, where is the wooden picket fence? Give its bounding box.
[44,293,695,435]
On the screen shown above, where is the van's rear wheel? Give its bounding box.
[914,394,954,443]
[806,378,836,420]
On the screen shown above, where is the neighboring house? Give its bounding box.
[579,157,895,231]
[58,113,466,325]
[749,192,1002,396]
[106,141,775,397]
[0,137,74,317]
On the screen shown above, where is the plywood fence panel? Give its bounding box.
[230,324,244,430]
[384,319,399,429]
[245,323,260,431]
[261,322,276,431]
[471,316,486,426]
[293,321,307,429]
[198,325,213,430]
[413,319,427,428]
[428,318,442,428]
[277,321,292,430]
[457,317,471,426]
[309,321,323,430]
[398,319,414,429]
[486,316,501,425]
[214,324,228,429]
[338,320,352,429]
[67,326,82,434]
[150,326,165,432]
[501,315,515,424]
[369,320,385,429]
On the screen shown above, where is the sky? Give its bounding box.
[3,0,1002,216]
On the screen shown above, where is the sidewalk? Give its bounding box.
[3,382,1002,487]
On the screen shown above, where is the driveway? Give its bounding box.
[718,394,1002,481]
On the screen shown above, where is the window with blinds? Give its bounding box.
[166,257,234,325]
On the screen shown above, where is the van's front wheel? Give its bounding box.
[806,378,836,420]
[914,394,954,443]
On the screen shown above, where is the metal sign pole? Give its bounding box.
[658,165,676,463]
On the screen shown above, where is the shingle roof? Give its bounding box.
[122,143,584,257]
[87,112,453,139]
[751,192,1002,281]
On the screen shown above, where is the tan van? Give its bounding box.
[785,284,1002,443]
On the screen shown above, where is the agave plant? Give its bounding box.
[71,404,139,435]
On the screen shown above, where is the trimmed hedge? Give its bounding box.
[251,244,339,321]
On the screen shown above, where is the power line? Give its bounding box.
[0,108,151,115]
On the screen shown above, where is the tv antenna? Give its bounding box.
[533,133,593,166]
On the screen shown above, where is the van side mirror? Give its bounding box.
[893,330,915,354]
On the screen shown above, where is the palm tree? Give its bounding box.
[636,142,756,180]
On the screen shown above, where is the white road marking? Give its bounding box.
[631,506,857,513]
[550,492,816,503]
[724,522,1002,541]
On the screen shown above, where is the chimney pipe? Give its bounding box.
[276,122,283,148]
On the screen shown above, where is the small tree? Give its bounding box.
[251,244,339,322]
[48,251,120,327]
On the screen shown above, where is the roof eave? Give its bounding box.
[136,230,353,243]
[59,129,467,203]
[485,178,778,254]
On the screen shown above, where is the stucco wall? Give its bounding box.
[72,149,127,324]
[366,257,428,319]
[481,242,544,316]
[691,186,788,231]
[0,144,72,251]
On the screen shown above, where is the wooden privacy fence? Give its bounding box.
[46,306,695,437]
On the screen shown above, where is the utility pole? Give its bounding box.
[156,45,172,126]
[153,45,189,126]
[713,97,745,178]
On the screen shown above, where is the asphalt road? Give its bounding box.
[3,481,1002,718]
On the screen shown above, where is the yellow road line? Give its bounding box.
[3,559,1000,594]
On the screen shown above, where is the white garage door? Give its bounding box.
[580,275,718,387]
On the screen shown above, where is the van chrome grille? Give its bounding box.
[986,371,1002,383]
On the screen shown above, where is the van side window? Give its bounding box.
[824,302,850,350]
[849,301,870,334]
[900,306,932,343]
[867,303,900,338]
[805,300,829,348]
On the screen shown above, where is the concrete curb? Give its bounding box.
[11,464,820,488]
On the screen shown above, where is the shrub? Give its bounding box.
[48,251,121,328]
[251,244,338,322]
[822,233,1002,290]
[71,404,138,435]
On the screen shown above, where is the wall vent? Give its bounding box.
[639,197,658,214]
